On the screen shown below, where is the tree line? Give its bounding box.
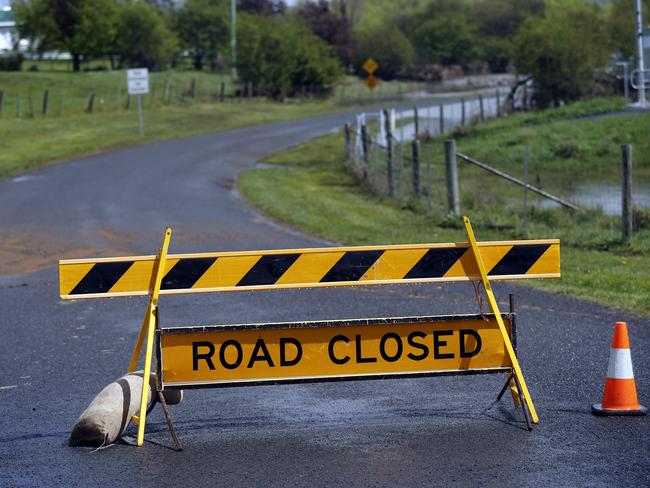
[12,0,650,106]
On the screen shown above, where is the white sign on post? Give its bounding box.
[127,68,149,95]
[126,68,149,136]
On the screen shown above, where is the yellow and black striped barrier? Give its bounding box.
[59,240,559,299]
[59,217,560,447]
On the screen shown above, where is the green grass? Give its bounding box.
[240,100,650,316]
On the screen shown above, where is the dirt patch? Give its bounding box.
[0,230,135,277]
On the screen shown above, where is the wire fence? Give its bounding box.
[344,96,649,245]
[0,77,352,119]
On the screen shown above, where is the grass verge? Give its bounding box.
[239,99,650,316]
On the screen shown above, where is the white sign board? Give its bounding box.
[127,68,149,95]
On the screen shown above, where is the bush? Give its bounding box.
[412,16,477,67]
[236,14,342,99]
[114,2,178,70]
[513,3,609,108]
[0,52,24,71]
[351,26,414,80]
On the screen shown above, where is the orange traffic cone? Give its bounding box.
[592,322,647,416]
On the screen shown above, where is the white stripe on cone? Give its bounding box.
[606,348,635,379]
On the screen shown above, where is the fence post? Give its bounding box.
[621,144,633,242]
[42,90,49,115]
[16,94,21,118]
[149,82,156,108]
[220,82,225,102]
[86,91,95,113]
[191,78,197,99]
[412,139,420,198]
[523,83,529,111]
[426,143,433,212]
[384,109,394,197]
[523,147,529,236]
[163,79,169,104]
[0,90,4,117]
[479,94,484,121]
[496,90,501,117]
[461,97,466,125]
[413,106,419,139]
[361,124,369,179]
[27,95,34,118]
[439,104,444,135]
[444,140,460,215]
[247,81,253,98]
[344,123,351,162]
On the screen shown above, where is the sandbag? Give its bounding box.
[69,371,182,447]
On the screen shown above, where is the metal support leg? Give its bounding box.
[158,391,183,451]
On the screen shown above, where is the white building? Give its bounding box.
[0,1,16,51]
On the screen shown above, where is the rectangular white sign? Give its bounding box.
[127,68,149,95]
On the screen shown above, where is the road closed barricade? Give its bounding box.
[59,217,560,447]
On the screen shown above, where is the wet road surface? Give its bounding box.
[0,108,648,487]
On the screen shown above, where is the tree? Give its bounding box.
[608,0,650,59]
[513,1,609,108]
[297,0,352,65]
[175,0,228,70]
[412,16,477,66]
[469,0,544,72]
[236,14,342,99]
[238,0,286,15]
[14,0,118,71]
[114,1,178,70]
[351,25,414,79]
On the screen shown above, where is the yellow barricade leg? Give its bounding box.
[463,216,539,424]
[135,228,172,447]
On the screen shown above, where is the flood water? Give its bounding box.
[537,182,650,215]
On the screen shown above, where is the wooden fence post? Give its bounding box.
[361,124,369,180]
[42,90,49,115]
[496,90,501,117]
[479,94,484,121]
[621,144,633,242]
[439,104,444,135]
[413,106,419,139]
[384,109,394,197]
[412,139,420,198]
[344,123,351,161]
[0,90,4,117]
[163,79,170,104]
[461,97,466,126]
[444,140,460,215]
[220,82,225,102]
[86,91,95,113]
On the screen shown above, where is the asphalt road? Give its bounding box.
[0,108,648,487]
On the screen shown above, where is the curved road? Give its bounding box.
[0,109,648,487]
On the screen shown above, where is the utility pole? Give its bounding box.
[636,0,646,108]
[230,0,237,79]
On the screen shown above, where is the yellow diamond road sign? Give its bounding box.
[364,75,380,90]
[362,58,378,74]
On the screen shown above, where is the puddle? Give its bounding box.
[537,183,650,214]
